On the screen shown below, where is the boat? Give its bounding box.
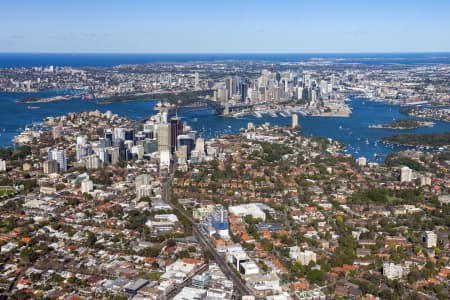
[339,125,343,130]
[232,111,248,118]
[27,106,40,110]
[365,138,369,145]
[254,112,263,118]
[268,110,277,117]
[82,94,95,101]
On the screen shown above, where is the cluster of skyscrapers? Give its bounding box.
[74,104,205,172]
[213,70,337,108]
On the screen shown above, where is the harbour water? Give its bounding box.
[0,90,449,162]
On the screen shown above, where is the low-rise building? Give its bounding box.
[289,247,317,265]
[383,262,408,280]
[0,159,6,171]
[146,214,180,234]
[422,231,437,249]
[81,179,93,194]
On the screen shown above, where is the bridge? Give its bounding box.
[175,98,255,115]
[177,98,226,114]
[132,98,262,127]
[131,99,229,128]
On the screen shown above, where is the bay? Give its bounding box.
[1,90,449,162]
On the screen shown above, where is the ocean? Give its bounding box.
[1,52,450,68]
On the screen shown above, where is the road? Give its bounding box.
[165,264,208,300]
[160,167,253,298]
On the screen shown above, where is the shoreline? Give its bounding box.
[2,94,450,163]
[381,132,450,148]
[368,121,435,130]
[16,95,78,103]
[381,140,448,149]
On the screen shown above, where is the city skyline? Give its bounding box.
[2,0,450,53]
[1,2,450,297]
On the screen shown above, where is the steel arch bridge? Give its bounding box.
[179,98,226,115]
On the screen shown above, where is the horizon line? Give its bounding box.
[1,51,450,55]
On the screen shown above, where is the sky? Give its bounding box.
[1,0,450,53]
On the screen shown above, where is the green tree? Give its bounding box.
[306,269,325,284]
[140,247,160,257]
[86,231,97,247]
[260,239,273,251]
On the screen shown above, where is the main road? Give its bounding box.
[160,167,253,298]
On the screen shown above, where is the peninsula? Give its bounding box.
[369,119,435,130]
[97,90,214,105]
[381,132,450,147]
[17,95,77,103]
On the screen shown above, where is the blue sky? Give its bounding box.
[1,0,450,53]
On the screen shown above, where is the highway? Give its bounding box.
[160,168,253,298]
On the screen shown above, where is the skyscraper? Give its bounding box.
[170,117,183,153]
[177,134,195,159]
[104,130,113,147]
[124,129,135,142]
[114,127,126,140]
[297,87,303,100]
[43,160,59,174]
[48,148,67,172]
[292,114,299,128]
[225,76,233,100]
[240,81,248,103]
[157,123,171,152]
[293,75,299,87]
[232,75,240,95]
[275,72,281,83]
[52,124,62,139]
[143,139,158,154]
[204,205,230,239]
[194,72,200,89]
[107,147,120,165]
[85,155,101,169]
[76,135,91,161]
